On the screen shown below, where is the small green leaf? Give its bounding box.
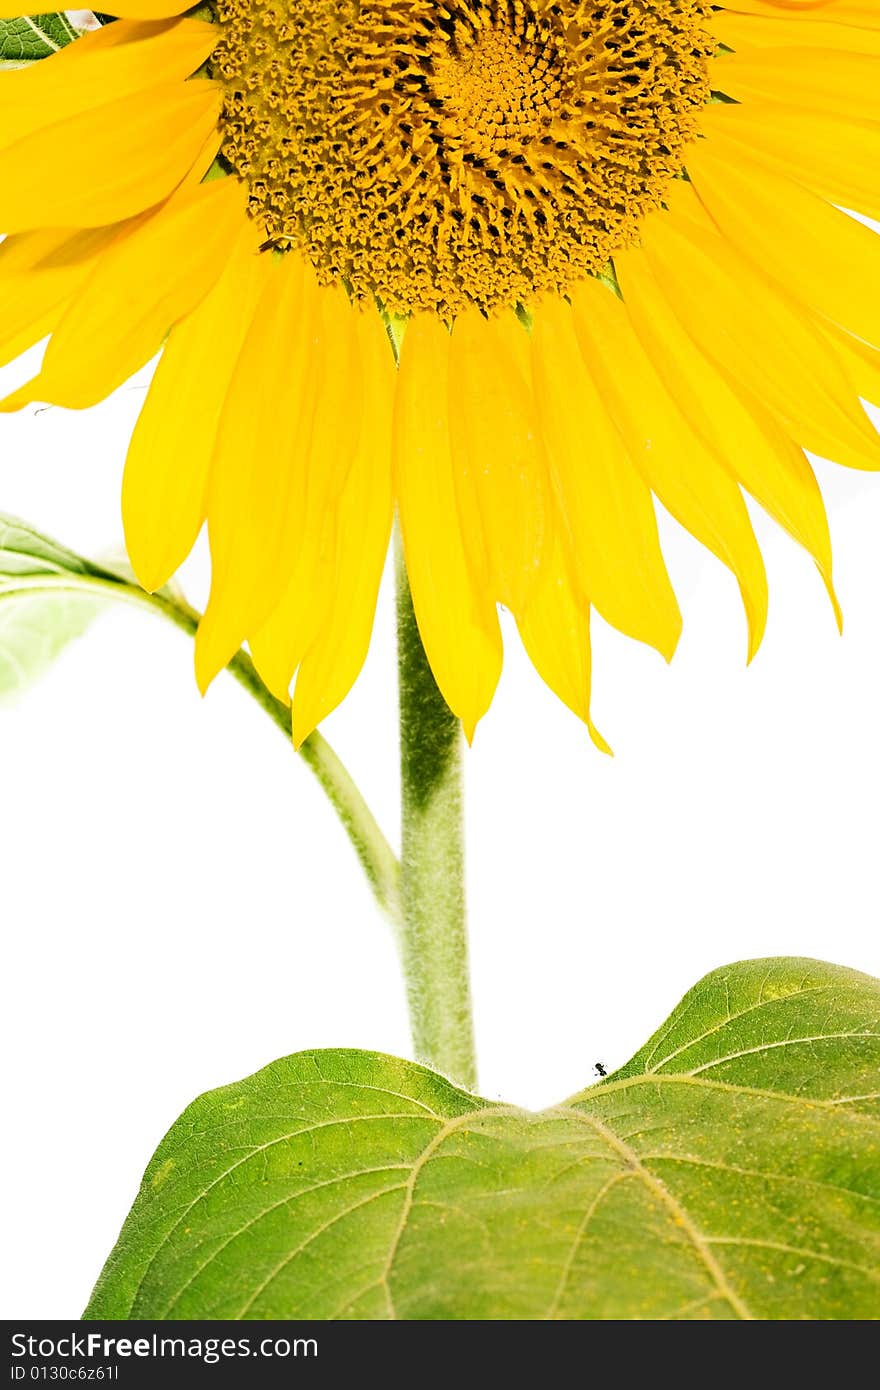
[0,516,93,578]
[0,516,104,699]
[0,514,196,700]
[0,12,78,64]
[85,958,880,1321]
[0,514,185,701]
[0,587,102,698]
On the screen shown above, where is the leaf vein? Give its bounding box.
[548,1107,755,1320]
[544,1172,633,1319]
[705,1236,880,1278]
[639,1152,880,1207]
[235,1185,409,1319]
[161,1165,411,1317]
[130,1111,442,1310]
[645,986,841,1073]
[687,1032,880,1076]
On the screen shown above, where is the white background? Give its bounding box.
[1,343,879,1317]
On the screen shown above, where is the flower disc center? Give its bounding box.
[214,0,714,316]
[428,21,564,162]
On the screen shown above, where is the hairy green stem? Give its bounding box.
[227,646,403,934]
[2,570,402,932]
[395,536,477,1090]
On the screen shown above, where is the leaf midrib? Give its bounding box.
[544,1106,754,1321]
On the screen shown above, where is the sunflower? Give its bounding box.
[1,0,879,746]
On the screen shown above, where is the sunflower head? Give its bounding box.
[1,0,879,748]
[215,0,714,315]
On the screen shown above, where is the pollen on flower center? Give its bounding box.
[427,22,563,162]
[213,0,714,316]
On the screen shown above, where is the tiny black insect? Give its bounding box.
[594,1061,607,1077]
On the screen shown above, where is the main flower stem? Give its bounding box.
[395,536,478,1091]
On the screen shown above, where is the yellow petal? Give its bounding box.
[822,0,880,23]
[530,295,681,660]
[823,322,880,408]
[716,45,880,119]
[571,276,768,661]
[32,175,245,409]
[517,541,610,753]
[0,224,122,368]
[0,379,38,413]
[641,184,880,471]
[616,244,839,621]
[291,312,396,746]
[721,0,879,23]
[249,518,336,705]
[122,221,268,593]
[0,79,222,233]
[447,309,549,615]
[247,283,371,701]
[700,100,880,226]
[690,122,880,344]
[0,2,192,14]
[194,257,326,691]
[0,19,217,149]
[394,314,503,738]
[711,8,880,53]
[692,101,878,248]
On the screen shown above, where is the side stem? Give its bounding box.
[395,535,477,1091]
[1,570,402,933]
[227,648,403,936]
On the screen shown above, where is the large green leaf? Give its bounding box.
[0,12,77,64]
[85,957,880,1321]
